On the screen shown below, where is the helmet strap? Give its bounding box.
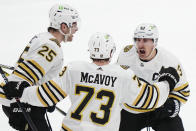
[109,49,115,62]
[145,44,156,60]
[59,27,72,42]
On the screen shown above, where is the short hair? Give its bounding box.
[47,23,68,32]
[47,27,58,32]
[91,58,110,62]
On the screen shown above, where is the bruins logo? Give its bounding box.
[177,65,182,76]
[120,65,130,70]
[59,66,67,76]
[124,45,133,52]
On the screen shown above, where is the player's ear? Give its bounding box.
[60,23,68,30]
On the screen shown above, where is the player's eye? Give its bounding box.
[134,38,142,42]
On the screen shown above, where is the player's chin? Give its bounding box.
[138,53,147,60]
[67,35,73,42]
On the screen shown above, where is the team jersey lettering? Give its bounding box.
[80,72,117,87]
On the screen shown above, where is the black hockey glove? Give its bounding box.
[158,66,180,91]
[3,81,30,100]
[47,105,56,113]
[9,102,30,130]
[152,98,180,120]
[9,102,48,131]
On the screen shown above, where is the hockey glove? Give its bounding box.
[47,105,56,113]
[152,98,180,120]
[158,66,180,91]
[3,81,30,100]
[9,102,30,130]
[9,102,48,130]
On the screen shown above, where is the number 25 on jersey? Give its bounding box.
[38,46,56,62]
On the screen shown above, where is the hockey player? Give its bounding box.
[0,4,80,131]
[3,32,180,131]
[117,23,190,131]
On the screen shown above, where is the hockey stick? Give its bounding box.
[0,67,38,131]
[0,64,15,70]
[0,64,67,116]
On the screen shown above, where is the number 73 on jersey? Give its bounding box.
[71,84,115,125]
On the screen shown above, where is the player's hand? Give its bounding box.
[3,81,30,100]
[151,98,180,120]
[158,66,180,91]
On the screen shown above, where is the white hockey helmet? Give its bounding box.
[88,32,116,59]
[49,4,80,30]
[134,23,159,44]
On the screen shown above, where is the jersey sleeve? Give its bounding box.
[20,65,71,107]
[169,63,190,105]
[122,73,170,113]
[12,42,61,86]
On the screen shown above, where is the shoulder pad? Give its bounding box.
[124,45,133,52]
[50,38,61,47]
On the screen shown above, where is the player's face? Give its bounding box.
[61,23,78,42]
[135,38,155,60]
[67,22,78,42]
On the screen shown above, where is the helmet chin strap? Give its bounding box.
[144,45,156,60]
[108,49,115,62]
[59,27,72,42]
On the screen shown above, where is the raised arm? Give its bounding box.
[122,66,180,113]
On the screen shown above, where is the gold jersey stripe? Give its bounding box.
[22,61,39,81]
[142,86,153,108]
[0,94,6,98]
[42,83,58,104]
[19,63,38,83]
[174,82,189,92]
[36,87,48,107]
[169,94,187,103]
[0,82,5,86]
[132,83,147,106]
[62,124,72,131]
[13,71,33,85]
[180,91,190,97]
[50,80,67,97]
[124,103,155,113]
[152,84,160,108]
[27,60,45,76]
